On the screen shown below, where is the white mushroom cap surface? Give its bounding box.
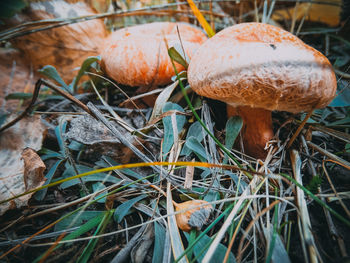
[188,23,337,113]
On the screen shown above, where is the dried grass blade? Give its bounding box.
[110,224,147,263]
[202,177,263,263]
[149,81,178,123]
[90,79,134,133]
[162,227,172,263]
[166,183,188,263]
[307,141,350,168]
[87,103,159,171]
[166,126,187,262]
[184,159,195,189]
[322,161,350,218]
[310,125,350,143]
[290,150,318,263]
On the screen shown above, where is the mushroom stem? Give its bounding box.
[227,105,274,159]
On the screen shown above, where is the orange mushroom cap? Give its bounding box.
[101,22,208,87]
[188,22,336,112]
[188,22,337,158]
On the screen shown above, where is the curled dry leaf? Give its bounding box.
[22,148,46,193]
[0,48,37,112]
[5,0,108,83]
[175,200,213,232]
[0,115,46,215]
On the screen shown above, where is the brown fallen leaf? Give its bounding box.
[0,48,37,112]
[5,0,108,83]
[0,115,46,215]
[272,0,341,27]
[22,148,46,196]
[218,0,341,27]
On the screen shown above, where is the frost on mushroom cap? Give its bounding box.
[188,23,337,113]
[101,22,207,87]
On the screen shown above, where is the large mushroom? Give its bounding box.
[101,22,207,88]
[188,22,337,159]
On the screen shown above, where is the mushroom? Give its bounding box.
[148,184,212,232]
[101,22,207,89]
[175,200,213,232]
[188,22,337,159]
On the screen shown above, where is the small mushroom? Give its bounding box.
[101,22,207,87]
[175,200,213,232]
[188,22,337,159]
[148,184,212,232]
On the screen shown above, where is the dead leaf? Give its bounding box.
[22,148,46,194]
[0,115,46,215]
[218,0,341,27]
[65,115,120,145]
[66,0,112,12]
[64,114,143,163]
[272,0,341,27]
[130,224,155,263]
[0,48,37,112]
[5,0,108,83]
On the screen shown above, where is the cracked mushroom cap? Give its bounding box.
[188,23,337,113]
[101,22,207,87]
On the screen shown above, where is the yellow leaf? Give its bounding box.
[272,0,341,27]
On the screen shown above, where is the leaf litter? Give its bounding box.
[0,115,46,215]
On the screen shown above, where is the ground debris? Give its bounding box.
[0,115,46,215]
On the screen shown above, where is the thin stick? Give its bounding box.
[1,4,227,41]
[307,141,350,168]
[0,79,40,133]
[286,110,313,149]
[322,161,350,218]
[41,79,92,114]
[0,79,93,133]
[237,200,281,263]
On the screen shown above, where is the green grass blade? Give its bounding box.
[281,173,350,227]
[266,201,279,263]
[77,210,113,263]
[33,212,105,263]
[38,65,70,93]
[167,49,249,174]
[175,203,235,263]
